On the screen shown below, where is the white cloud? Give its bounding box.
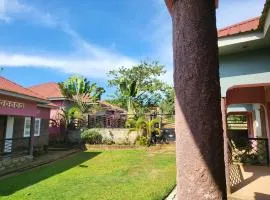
[0,51,136,78]
[0,0,137,78]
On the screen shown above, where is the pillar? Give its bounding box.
[29,117,35,156]
[253,104,262,137]
[221,98,231,195]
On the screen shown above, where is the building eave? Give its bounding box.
[37,104,59,109]
[0,89,50,104]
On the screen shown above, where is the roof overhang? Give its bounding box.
[37,103,59,109]
[48,97,68,101]
[0,89,50,104]
[165,0,219,16]
[218,31,270,55]
[218,0,270,55]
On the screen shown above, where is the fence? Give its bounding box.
[69,113,176,143]
[0,137,30,159]
[229,138,269,165]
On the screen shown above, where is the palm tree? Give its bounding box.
[129,117,160,142]
[170,0,226,199]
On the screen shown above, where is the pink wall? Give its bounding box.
[0,94,38,117]
[37,107,51,119]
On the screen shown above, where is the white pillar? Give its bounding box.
[253,104,262,138]
[4,116,14,153]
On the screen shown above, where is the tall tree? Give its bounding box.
[171,0,227,199]
[108,61,167,113]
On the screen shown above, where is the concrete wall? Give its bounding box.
[67,128,138,145]
[220,48,270,97]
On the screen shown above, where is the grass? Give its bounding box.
[0,145,176,200]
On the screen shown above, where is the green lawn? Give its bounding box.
[0,146,176,200]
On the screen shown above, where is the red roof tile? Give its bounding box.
[0,76,47,101]
[29,82,64,99]
[218,17,260,38]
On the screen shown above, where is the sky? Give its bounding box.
[0,0,266,97]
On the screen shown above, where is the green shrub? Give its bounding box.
[102,137,115,145]
[136,136,149,146]
[81,129,103,144]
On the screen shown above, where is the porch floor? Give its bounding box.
[230,164,270,200]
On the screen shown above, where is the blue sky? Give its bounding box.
[0,0,266,97]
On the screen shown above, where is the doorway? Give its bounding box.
[0,115,7,153]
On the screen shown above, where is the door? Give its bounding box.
[4,116,14,153]
[0,116,7,153]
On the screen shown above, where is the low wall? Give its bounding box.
[67,128,139,145]
[0,155,33,174]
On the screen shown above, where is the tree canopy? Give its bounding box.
[107,61,170,113]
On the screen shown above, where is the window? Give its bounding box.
[24,117,41,137]
[34,118,41,136]
[24,117,31,137]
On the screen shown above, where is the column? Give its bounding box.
[253,104,262,137]
[221,98,231,195]
[29,117,35,156]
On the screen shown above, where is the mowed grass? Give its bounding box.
[0,145,176,200]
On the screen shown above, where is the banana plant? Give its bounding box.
[119,79,138,118]
[59,75,105,114]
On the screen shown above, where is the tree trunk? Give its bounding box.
[172,0,227,199]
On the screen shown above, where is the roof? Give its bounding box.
[29,82,126,112]
[0,76,48,102]
[218,17,260,38]
[99,101,127,113]
[218,0,270,38]
[29,82,64,99]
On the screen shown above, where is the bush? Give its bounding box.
[81,129,103,144]
[136,136,149,146]
[102,137,115,145]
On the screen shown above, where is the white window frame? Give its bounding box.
[23,117,31,137]
[34,118,41,136]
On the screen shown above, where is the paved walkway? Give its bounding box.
[0,148,80,178]
[165,187,176,200]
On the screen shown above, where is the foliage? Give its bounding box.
[119,79,138,117]
[136,136,149,146]
[58,106,83,129]
[81,129,103,144]
[107,61,168,113]
[129,117,160,145]
[59,75,105,114]
[0,148,176,200]
[159,85,175,115]
[102,137,115,145]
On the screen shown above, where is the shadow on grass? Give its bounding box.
[0,152,101,196]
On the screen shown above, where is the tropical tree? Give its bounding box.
[107,61,167,113]
[59,75,105,115]
[171,0,226,199]
[119,79,138,117]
